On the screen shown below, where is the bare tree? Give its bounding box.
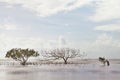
[42,48,80,64]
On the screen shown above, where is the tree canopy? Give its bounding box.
[5,48,39,65]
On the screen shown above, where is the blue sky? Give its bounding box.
[0,0,120,59]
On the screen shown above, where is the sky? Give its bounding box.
[0,0,120,59]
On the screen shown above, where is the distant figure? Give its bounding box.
[106,59,110,66]
[99,57,110,66]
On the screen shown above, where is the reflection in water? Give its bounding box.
[8,71,32,75]
[0,64,120,80]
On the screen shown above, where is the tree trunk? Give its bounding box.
[64,60,67,64]
[21,61,26,65]
[63,58,68,64]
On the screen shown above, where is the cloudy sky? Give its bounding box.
[0,0,120,59]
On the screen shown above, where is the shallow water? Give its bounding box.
[0,64,120,80]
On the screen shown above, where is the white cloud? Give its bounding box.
[0,0,93,17]
[58,36,67,46]
[95,34,120,50]
[44,35,68,49]
[0,23,17,30]
[93,33,113,46]
[90,0,120,22]
[94,24,120,32]
[84,33,120,58]
[0,34,69,58]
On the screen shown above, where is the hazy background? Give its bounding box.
[0,0,120,59]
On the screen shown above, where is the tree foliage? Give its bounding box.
[5,48,39,65]
[43,48,80,64]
